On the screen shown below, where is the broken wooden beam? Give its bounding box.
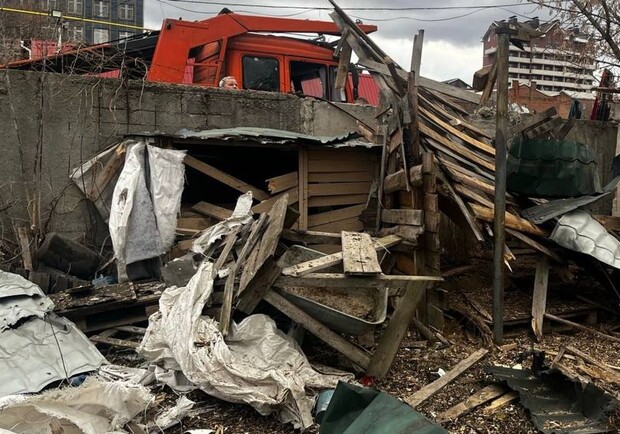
[383,165,423,194]
[437,384,506,422]
[531,254,550,341]
[404,348,489,408]
[264,289,371,369]
[266,171,298,194]
[381,209,424,226]
[544,313,620,343]
[280,229,342,245]
[482,391,519,416]
[192,201,233,221]
[342,231,382,275]
[281,235,401,277]
[184,154,270,201]
[470,203,547,237]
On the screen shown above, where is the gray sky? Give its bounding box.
[143,0,558,83]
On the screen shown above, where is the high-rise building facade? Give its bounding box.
[2,0,144,45]
[482,19,596,94]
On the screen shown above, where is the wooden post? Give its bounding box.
[298,147,309,230]
[17,226,33,271]
[531,254,550,341]
[366,280,430,378]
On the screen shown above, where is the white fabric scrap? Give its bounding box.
[192,192,254,255]
[153,395,195,430]
[138,261,351,430]
[0,377,153,434]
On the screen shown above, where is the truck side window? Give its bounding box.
[290,61,326,98]
[242,56,279,91]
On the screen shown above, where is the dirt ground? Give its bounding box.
[103,260,620,433]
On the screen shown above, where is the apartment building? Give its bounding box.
[2,0,143,44]
[482,19,596,94]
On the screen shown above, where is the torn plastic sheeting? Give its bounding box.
[550,210,620,269]
[138,261,351,430]
[0,313,107,398]
[0,294,53,331]
[0,269,48,299]
[109,141,185,280]
[0,377,153,434]
[153,395,195,430]
[191,192,254,255]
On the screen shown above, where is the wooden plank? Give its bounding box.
[342,231,382,275]
[419,106,495,156]
[420,123,496,172]
[88,143,126,202]
[383,165,423,194]
[238,194,289,296]
[281,229,341,245]
[90,334,139,349]
[531,254,550,342]
[184,154,270,201]
[471,203,547,237]
[308,159,375,173]
[357,58,481,104]
[308,182,372,197]
[381,209,424,226]
[544,313,620,343]
[404,349,489,408]
[437,384,506,422]
[267,171,298,194]
[436,170,485,242]
[276,273,442,290]
[335,33,352,89]
[252,187,298,214]
[514,107,557,135]
[264,290,371,369]
[299,148,309,230]
[378,225,423,244]
[366,280,432,378]
[236,258,281,314]
[212,227,241,277]
[282,235,401,277]
[309,148,376,161]
[309,217,363,233]
[454,183,494,208]
[17,227,33,271]
[420,94,492,140]
[308,194,368,207]
[192,201,233,221]
[308,171,374,183]
[482,392,520,416]
[308,204,366,228]
[177,216,214,230]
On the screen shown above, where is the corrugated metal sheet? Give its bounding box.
[507,137,601,198]
[551,210,620,269]
[488,365,613,434]
[174,127,378,148]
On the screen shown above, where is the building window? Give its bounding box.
[119,31,133,39]
[118,3,134,20]
[93,0,109,17]
[93,28,109,44]
[67,23,84,41]
[242,56,279,91]
[47,0,60,10]
[67,0,83,14]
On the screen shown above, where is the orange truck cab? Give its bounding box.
[5,10,378,104]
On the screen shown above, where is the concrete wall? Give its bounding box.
[0,69,375,245]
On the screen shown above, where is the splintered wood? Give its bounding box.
[342,231,382,275]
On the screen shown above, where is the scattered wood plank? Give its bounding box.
[192,202,233,220]
[90,334,139,349]
[310,216,363,233]
[366,279,436,378]
[565,345,620,382]
[177,216,214,230]
[470,203,547,237]
[212,227,241,277]
[236,258,281,314]
[252,187,298,214]
[342,231,382,275]
[505,228,564,264]
[436,170,485,242]
[276,273,441,290]
[482,391,519,416]
[184,155,270,201]
[545,313,620,343]
[381,209,424,226]
[531,254,550,341]
[437,384,506,422]
[281,235,401,277]
[280,229,342,245]
[88,143,126,202]
[404,349,489,408]
[266,171,298,194]
[377,225,423,244]
[264,289,371,369]
[308,204,366,228]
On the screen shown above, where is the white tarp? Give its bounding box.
[109,141,185,280]
[138,261,351,430]
[0,377,153,434]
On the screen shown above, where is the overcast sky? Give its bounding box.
[143,0,558,84]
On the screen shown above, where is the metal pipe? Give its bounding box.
[492,27,510,345]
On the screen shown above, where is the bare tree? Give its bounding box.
[531,0,620,69]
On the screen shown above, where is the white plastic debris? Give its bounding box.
[138,260,352,430]
[153,395,196,430]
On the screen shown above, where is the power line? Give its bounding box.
[161,0,527,12]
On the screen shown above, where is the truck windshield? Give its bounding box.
[242,56,280,91]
